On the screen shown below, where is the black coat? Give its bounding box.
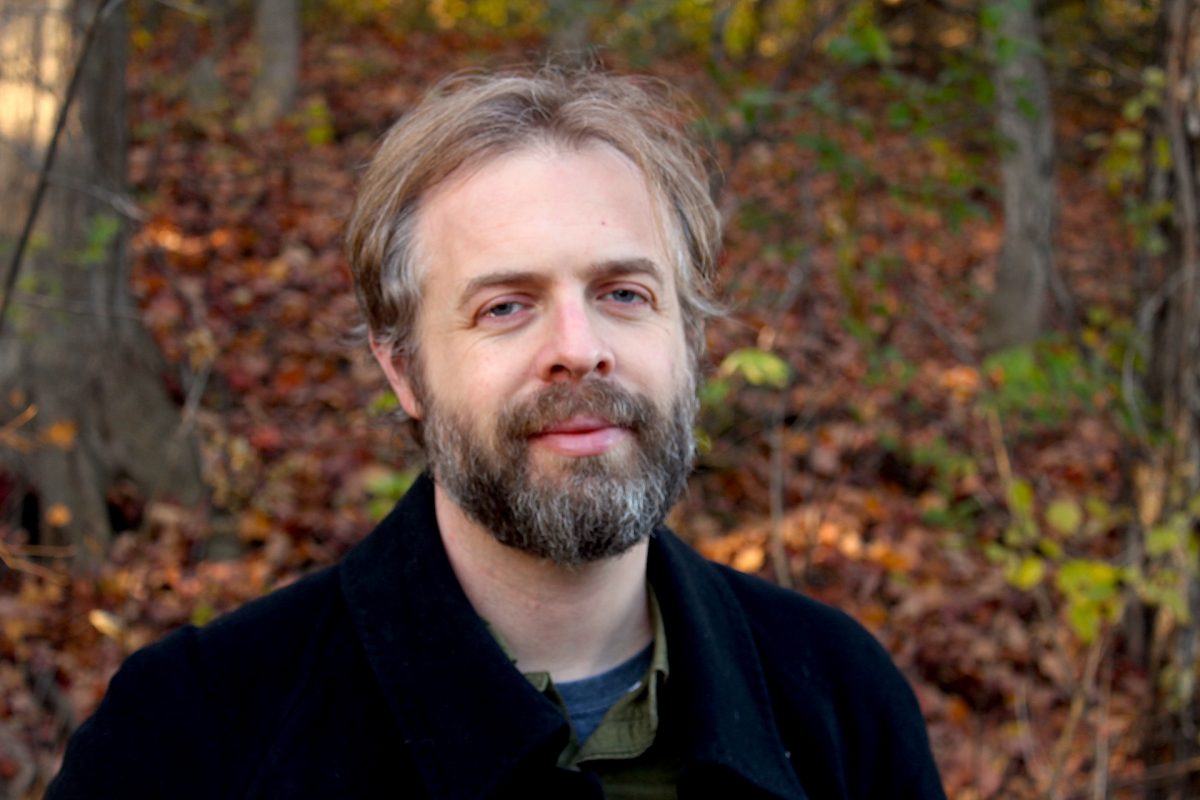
[48,474,946,799]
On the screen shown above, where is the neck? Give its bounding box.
[433,483,653,682]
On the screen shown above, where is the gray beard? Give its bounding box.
[421,379,696,567]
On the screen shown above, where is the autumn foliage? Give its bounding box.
[0,1,1186,797]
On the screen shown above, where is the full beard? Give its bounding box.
[422,379,697,567]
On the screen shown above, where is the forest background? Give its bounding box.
[1,0,1198,797]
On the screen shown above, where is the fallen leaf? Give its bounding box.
[45,504,72,527]
[88,609,125,641]
[732,545,765,573]
[43,420,78,449]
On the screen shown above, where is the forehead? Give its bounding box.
[412,142,676,293]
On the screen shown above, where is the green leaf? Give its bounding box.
[857,23,893,65]
[1067,601,1101,643]
[1038,538,1063,560]
[1046,498,1083,536]
[699,377,732,409]
[1057,559,1120,601]
[1084,495,1112,525]
[886,101,913,129]
[80,214,121,266]
[369,391,399,414]
[1114,128,1144,151]
[980,4,1004,33]
[719,348,790,389]
[1188,493,1200,518]
[1122,97,1145,123]
[983,542,1009,563]
[1147,520,1187,557]
[191,602,216,627]
[1006,555,1045,590]
[1006,479,1034,515]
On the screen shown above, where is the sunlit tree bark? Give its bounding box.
[0,0,203,566]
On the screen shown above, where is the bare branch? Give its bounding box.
[0,539,70,583]
[11,291,145,321]
[150,0,208,18]
[0,133,146,220]
[0,404,37,453]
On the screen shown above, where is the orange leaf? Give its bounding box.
[43,420,78,449]
[45,504,72,527]
[732,545,765,573]
[238,509,273,542]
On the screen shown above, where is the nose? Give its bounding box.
[537,297,614,382]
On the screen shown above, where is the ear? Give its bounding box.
[369,336,424,420]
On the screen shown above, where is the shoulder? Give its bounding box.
[654,531,945,798]
[713,562,892,672]
[48,565,349,798]
[192,564,345,675]
[720,565,946,798]
[655,529,890,674]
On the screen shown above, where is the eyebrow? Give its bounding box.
[457,258,666,310]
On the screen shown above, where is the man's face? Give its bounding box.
[373,142,697,565]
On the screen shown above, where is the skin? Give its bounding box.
[370,142,692,680]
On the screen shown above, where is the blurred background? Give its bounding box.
[0,0,1194,796]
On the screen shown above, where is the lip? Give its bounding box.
[537,415,616,434]
[530,416,630,457]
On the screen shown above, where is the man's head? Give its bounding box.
[347,68,721,566]
[347,67,721,367]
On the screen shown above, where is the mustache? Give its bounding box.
[498,380,657,440]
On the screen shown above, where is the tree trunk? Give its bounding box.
[980,0,1057,352]
[1141,2,1200,795]
[0,0,203,568]
[545,0,596,60]
[245,0,300,129]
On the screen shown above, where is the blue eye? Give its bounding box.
[607,288,646,304]
[484,301,523,317]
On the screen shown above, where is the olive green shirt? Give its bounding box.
[490,590,678,798]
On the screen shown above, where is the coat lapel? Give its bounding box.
[339,474,570,798]
[649,529,809,800]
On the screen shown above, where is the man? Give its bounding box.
[49,68,945,799]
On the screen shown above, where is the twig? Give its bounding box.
[7,542,74,558]
[1102,754,1200,792]
[44,173,148,221]
[151,0,208,16]
[1015,677,1050,786]
[1044,628,1110,800]
[0,0,127,340]
[1091,653,1112,800]
[986,406,1014,488]
[0,135,146,220]
[768,403,792,589]
[898,279,977,365]
[0,404,38,453]
[1124,268,1188,445]
[10,291,145,321]
[0,539,70,584]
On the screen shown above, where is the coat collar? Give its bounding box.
[340,473,805,799]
